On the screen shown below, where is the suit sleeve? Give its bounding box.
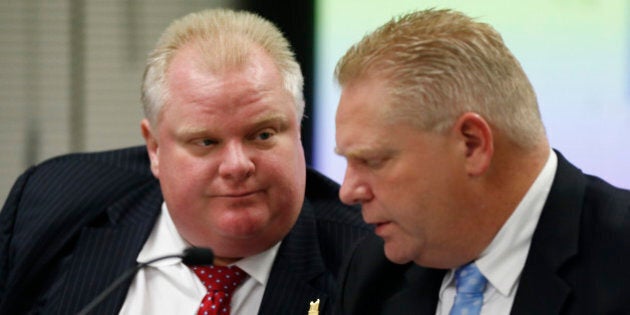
[0,166,36,304]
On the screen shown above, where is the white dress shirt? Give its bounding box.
[436,150,557,315]
[119,203,280,315]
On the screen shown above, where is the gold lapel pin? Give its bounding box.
[308,298,320,315]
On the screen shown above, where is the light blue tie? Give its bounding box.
[449,262,487,315]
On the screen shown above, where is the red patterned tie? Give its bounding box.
[189,265,248,315]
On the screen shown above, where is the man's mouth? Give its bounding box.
[372,221,391,236]
[214,190,262,198]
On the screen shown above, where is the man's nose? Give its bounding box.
[339,167,372,205]
[218,142,255,181]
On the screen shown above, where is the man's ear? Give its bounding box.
[141,119,160,178]
[453,112,493,176]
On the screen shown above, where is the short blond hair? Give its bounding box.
[335,8,545,148]
[142,9,304,126]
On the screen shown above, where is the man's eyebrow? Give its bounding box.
[250,113,289,129]
[334,146,371,159]
[173,113,290,137]
[336,144,395,160]
[334,147,351,157]
[175,125,209,137]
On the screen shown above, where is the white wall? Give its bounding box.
[0,0,241,206]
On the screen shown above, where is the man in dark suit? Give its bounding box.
[0,9,369,314]
[333,8,630,315]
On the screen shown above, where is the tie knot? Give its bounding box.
[189,265,248,295]
[454,263,487,294]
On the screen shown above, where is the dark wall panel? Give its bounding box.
[241,0,315,165]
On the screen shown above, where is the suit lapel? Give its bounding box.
[511,151,583,315]
[49,181,162,314]
[258,200,330,314]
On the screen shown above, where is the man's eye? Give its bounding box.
[256,130,275,141]
[197,139,217,147]
[362,157,386,169]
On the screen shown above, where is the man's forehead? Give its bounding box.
[335,129,390,156]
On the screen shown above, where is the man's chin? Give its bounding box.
[383,243,414,265]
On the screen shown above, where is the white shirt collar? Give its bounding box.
[440,150,557,297]
[476,150,557,296]
[137,202,280,285]
[234,242,280,286]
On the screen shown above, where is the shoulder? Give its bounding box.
[303,167,371,257]
[581,174,630,247]
[583,174,630,216]
[33,145,152,176]
[15,146,153,195]
[299,168,371,272]
[544,153,630,308]
[0,145,156,235]
[552,150,630,238]
[304,167,367,229]
[553,174,630,312]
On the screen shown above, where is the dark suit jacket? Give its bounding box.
[338,151,630,315]
[0,146,370,315]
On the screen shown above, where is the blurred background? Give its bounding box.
[1,0,629,206]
